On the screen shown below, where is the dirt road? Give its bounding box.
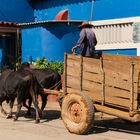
[0,101,140,140]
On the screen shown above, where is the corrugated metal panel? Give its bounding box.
[0,21,17,27]
[18,20,84,27]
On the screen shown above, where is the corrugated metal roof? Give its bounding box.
[0,21,17,27]
[18,20,84,27]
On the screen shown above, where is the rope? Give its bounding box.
[47,80,62,90]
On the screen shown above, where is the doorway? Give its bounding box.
[0,32,17,71]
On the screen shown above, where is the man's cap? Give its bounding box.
[78,21,94,29]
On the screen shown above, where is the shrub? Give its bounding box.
[32,57,64,75]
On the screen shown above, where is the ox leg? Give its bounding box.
[31,93,42,123]
[6,99,15,119]
[14,103,22,121]
[0,102,7,116]
[40,94,47,111]
[13,96,22,121]
[23,98,32,116]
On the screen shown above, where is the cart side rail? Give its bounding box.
[65,53,140,112]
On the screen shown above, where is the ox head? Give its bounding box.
[18,62,30,70]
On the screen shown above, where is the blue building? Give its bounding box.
[0,0,34,22]
[93,0,140,20]
[21,0,95,62]
[0,0,33,69]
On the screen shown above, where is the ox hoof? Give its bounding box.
[39,111,43,118]
[26,111,31,116]
[13,117,18,121]
[6,114,12,119]
[35,119,40,124]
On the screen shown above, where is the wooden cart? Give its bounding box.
[61,53,140,135]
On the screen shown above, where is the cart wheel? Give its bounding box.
[61,92,94,135]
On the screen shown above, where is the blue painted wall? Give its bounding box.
[1,0,140,23]
[94,0,140,20]
[103,49,137,56]
[31,0,94,21]
[22,23,80,62]
[0,0,34,22]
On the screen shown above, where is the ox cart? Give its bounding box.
[58,53,140,135]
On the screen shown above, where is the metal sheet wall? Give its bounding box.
[32,0,94,21]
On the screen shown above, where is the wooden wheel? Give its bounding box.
[61,92,94,134]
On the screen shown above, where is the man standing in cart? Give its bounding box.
[72,21,100,58]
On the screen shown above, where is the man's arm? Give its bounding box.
[72,29,86,53]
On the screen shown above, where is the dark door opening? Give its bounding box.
[0,33,16,71]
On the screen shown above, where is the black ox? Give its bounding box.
[0,65,41,123]
[19,62,62,113]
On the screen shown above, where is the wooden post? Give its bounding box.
[80,55,83,92]
[64,53,67,94]
[130,63,134,114]
[100,57,105,106]
[94,104,140,122]
[15,28,20,71]
[16,28,20,62]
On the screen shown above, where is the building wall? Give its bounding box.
[22,23,80,62]
[103,49,137,56]
[31,0,94,21]
[94,0,140,20]
[92,17,140,56]
[0,0,34,22]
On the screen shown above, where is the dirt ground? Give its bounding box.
[0,101,140,140]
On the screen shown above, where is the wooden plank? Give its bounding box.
[67,66,80,77]
[67,87,81,94]
[83,54,140,79]
[83,61,139,92]
[103,60,130,75]
[67,74,138,99]
[85,90,138,109]
[67,59,80,68]
[83,71,102,83]
[82,68,138,92]
[83,58,101,74]
[66,54,139,110]
[68,53,140,68]
[67,75,81,89]
[94,104,140,122]
[102,53,140,63]
[67,79,138,109]
[67,54,81,60]
[64,53,68,93]
[80,56,83,91]
[67,87,136,109]
[104,71,138,92]
[83,78,138,101]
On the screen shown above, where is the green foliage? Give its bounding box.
[32,57,49,69]
[32,57,64,75]
[49,61,64,75]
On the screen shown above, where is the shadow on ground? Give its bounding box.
[89,117,140,135]
[2,109,140,135]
